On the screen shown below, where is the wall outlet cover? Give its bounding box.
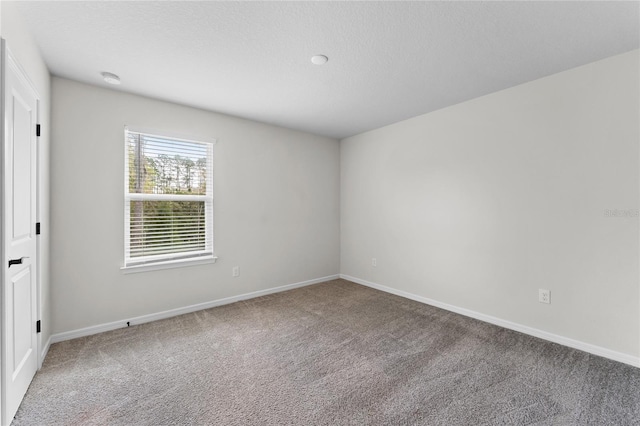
[538,289,550,304]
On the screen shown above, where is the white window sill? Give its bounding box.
[121,256,218,274]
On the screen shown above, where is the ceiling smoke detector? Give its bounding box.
[101,71,121,85]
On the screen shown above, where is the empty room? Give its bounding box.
[0,1,639,425]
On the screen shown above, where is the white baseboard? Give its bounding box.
[39,335,52,368]
[340,274,640,369]
[50,274,339,344]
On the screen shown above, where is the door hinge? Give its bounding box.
[36,124,41,137]
[36,222,41,235]
[36,320,41,333]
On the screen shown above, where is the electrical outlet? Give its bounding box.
[372,258,377,267]
[538,289,550,304]
[232,266,240,277]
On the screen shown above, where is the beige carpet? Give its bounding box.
[13,279,640,425]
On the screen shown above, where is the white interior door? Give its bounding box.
[1,41,39,426]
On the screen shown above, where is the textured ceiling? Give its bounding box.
[15,1,640,139]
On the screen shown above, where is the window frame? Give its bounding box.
[122,126,216,273]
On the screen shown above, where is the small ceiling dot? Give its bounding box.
[101,71,121,85]
[311,55,328,65]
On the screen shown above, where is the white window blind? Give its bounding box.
[124,128,214,268]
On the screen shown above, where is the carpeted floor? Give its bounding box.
[13,279,640,425]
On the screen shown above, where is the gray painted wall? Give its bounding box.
[341,50,639,357]
[51,78,340,333]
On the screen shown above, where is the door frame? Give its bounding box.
[0,38,42,425]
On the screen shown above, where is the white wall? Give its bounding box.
[51,77,340,333]
[341,50,639,359]
[1,2,51,360]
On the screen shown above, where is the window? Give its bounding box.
[124,128,214,270]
